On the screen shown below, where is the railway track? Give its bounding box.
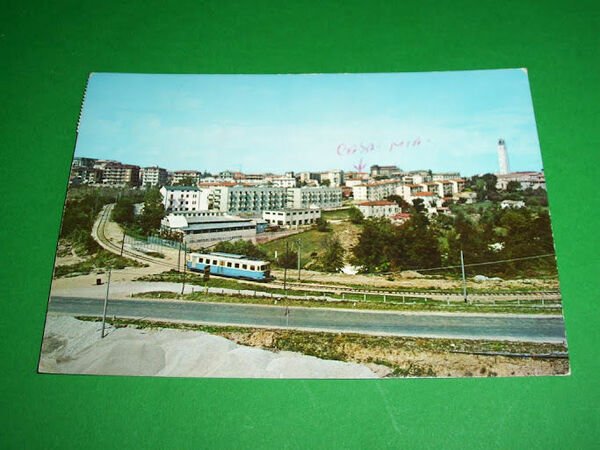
[92,204,177,270]
[267,279,562,301]
[91,204,561,303]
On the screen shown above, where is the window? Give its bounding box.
[212,260,217,265]
[242,264,247,270]
[198,257,204,263]
[234,263,240,268]
[250,265,255,271]
[227,262,232,267]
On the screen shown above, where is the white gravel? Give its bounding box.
[39,315,378,379]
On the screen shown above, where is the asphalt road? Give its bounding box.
[48,296,567,343]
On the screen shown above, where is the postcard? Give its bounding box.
[39,70,568,378]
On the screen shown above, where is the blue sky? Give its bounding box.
[75,70,544,176]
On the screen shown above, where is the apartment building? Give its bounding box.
[101,162,140,187]
[353,179,403,201]
[140,166,168,187]
[357,201,401,218]
[262,208,321,228]
[210,186,288,215]
[286,187,343,209]
[172,170,202,185]
[160,186,210,213]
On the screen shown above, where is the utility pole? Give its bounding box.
[296,239,301,281]
[101,268,112,338]
[120,231,126,256]
[283,240,289,295]
[460,250,468,303]
[177,240,182,272]
[181,243,188,295]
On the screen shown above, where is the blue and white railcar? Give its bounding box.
[186,252,271,281]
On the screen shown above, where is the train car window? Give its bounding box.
[250,265,255,271]
[198,257,204,263]
[227,262,232,267]
[234,263,240,268]
[242,264,247,269]
[212,260,217,265]
[219,260,225,266]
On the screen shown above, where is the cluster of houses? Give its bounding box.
[71,156,545,248]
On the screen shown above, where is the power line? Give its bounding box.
[380,253,556,275]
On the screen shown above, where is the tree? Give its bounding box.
[391,212,441,270]
[352,218,395,272]
[320,179,331,187]
[212,240,266,260]
[277,248,298,269]
[386,194,410,210]
[112,197,135,226]
[348,207,364,224]
[505,180,522,193]
[319,236,345,272]
[315,217,331,232]
[138,187,165,235]
[412,198,426,214]
[468,173,498,201]
[175,176,197,186]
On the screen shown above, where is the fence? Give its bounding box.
[125,233,180,254]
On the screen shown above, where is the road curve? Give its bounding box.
[48,296,567,343]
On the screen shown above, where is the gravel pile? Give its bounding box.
[39,315,377,379]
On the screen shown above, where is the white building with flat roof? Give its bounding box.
[269,176,297,188]
[496,172,545,190]
[141,166,168,187]
[353,179,403,201]
[210,186,288,215]
[161,214,257,247]
[262,208,321,228]
[286,187,343,209]
[432,172,461,181]
[171,170,202,185]
[357,201,401,218]
[160,186,210,213]
[320,170,344,187]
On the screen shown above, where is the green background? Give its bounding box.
[1,1,599,448]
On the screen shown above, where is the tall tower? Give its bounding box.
[497,138,510,174]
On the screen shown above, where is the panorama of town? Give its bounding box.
[41,139,568,379]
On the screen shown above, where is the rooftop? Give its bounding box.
[358,200,397,206]
[210,252,246,259]
[163,185,199,191]
[185,215,253,224]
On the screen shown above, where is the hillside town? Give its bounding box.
[69,139,546,251]
[43,137,567,379]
